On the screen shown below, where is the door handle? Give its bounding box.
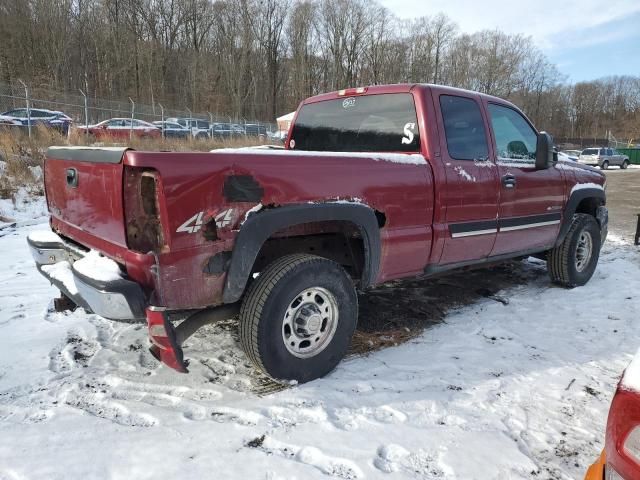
[502,174,516,189]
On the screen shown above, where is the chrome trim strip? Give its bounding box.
[451,228,497,238]
[500,220,560,232]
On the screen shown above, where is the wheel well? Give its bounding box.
[575,197,603,217]
[251,220,365,282]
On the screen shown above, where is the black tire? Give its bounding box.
[239,254,357,383]
[601,160,609,170]
[621,160,629,169]
[548,214,601,287]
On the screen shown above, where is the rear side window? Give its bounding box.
[488,104,537,163]
[290,93,420,152]
[439,95,489,161]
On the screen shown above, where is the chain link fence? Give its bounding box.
[0,81,277,135]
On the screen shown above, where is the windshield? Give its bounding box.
[290,93,420,152]
[582,148,598,155]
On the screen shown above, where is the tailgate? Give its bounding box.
[45,147,129,247]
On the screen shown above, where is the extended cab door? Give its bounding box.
[433,92,500,264]
[485,102,564,256]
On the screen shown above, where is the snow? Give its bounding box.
[72,250,122,283]
[570,182,605,195]
[40,260,78,295]
[211,148,427,165]
[242,203,263,223]
[0,190,47,225]
[27,230,61,243]
[0,219,639,478]
[454,165,476,182]
[622,349,640,393]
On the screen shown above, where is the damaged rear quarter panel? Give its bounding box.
[123,150,433,309]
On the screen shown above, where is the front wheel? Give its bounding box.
[548,214,601,287]
[239,254,357,383]
[621,160,629,169]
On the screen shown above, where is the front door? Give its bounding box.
[485,102,565,256]
[434,92,500,265]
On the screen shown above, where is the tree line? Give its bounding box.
[0,0,638,141]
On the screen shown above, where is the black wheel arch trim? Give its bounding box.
[555,188,606,247]
[222,203,382,304]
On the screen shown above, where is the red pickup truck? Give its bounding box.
[28,84,608,383]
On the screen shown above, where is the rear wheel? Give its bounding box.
[548,214,601,287]
[621,160,629,169]
[239,254,357,383]
[601,160,609,170]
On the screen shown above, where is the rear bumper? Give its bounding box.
[27,231,147,320]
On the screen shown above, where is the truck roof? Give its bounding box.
[302,83,519,110]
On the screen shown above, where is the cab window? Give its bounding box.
[488,104,537,164]
[439,95,489,161]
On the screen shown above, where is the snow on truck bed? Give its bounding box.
[1,221,639,479]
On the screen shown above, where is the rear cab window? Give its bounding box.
[289,93,420,152]
[439,95,489,161]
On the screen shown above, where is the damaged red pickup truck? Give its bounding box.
[28,84,608,383]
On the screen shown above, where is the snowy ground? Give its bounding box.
[1,217,639,479]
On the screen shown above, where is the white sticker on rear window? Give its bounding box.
[402,122,416,145]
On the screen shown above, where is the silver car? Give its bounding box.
[579,147,630,169]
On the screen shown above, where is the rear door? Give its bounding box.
[485,102,564,256]
[433,92,500,264]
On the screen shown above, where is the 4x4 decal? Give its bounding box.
[176,209,234,233]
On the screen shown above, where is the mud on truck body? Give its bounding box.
[28,84,608,383]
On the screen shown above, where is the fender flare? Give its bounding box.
[555,188,606,247]
[222,203,381,304]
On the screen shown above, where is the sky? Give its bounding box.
[379,0,640,83]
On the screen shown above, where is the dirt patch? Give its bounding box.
[351,260,543,356]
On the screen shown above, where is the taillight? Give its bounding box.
[146,307,187,372]
[123,167,165,253]
[624,427,640,463]
[606,388,640,479]
[605,465,624,479]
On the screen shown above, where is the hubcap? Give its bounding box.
[575,230,593,272]
[282,287,339,358]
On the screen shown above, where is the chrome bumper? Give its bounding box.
[27,231,147,320]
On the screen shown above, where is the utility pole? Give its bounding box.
[79,89,89,140]
[17,79,31,138]
[159,103,165,139]
[129,97,135,140]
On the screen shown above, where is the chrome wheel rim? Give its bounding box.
[575,230,593,272]
[282,287,339,358]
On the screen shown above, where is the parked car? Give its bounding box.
[152,121,190,139]
[565,149,582,158]
[585,350,640,480]
[0,108,73,135]
[165,117,210,139]
[210,122,245,139]
[0,115,22,127]
[76,118,160,140]
[28,84,607,383]
[244,123,267,137]
[560,150,579,161]
[579,147,630,169]
[558,151,577,162]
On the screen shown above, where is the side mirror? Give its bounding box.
[535,131,555,170]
